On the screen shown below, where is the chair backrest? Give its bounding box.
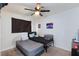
[44,34,53,40]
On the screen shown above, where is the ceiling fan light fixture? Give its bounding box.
[37,6,40,9]
[24,3,50,16]
[35,11,40,15]
[36,3,40,9]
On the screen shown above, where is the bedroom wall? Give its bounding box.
[1,7,79,52]
[0,10,36,51]
[37,7,79,51]
[0,15,1,52]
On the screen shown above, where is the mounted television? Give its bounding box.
[12,18,31,33]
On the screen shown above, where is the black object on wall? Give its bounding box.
[71,39,79,56]
[12,18,31,33]
[0,3,8,9]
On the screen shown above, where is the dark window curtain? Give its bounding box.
[12,18,31,33]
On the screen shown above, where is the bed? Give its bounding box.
[16,40,44,56]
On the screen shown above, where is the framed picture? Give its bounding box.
[38,24,41,28]
[46,23,53,29]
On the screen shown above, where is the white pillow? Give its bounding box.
[29,33,35,38]
[20,33,28,40]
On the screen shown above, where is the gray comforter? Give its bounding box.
[16,40,44,56]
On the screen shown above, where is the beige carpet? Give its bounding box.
[0,52,1,56]
[1,47,71,56]
[41,47,71,56]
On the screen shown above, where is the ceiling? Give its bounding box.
[2,3,79,16]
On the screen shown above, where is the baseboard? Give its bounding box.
[0,46,15,52]
[51,44,71,52]
[55,45,71,52]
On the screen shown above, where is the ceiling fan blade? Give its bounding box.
[24,8,35,11]
[40,13,43,16]
[41,10,50,12]
[41,6,44,8]
[31,13,35,16]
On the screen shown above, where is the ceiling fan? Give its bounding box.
[24,3,50,16]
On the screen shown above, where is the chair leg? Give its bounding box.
[45,48,47,52]
[44,46,48,53]
[53,41,54,47]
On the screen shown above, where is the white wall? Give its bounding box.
[1,6,79,52]
[0,10,35,51]
[37,7,79,51]
[0,15,1,52]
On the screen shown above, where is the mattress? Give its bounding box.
[16,40,44,56]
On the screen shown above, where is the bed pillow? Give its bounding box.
[29,33,35,38]
[20,32,28,40]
